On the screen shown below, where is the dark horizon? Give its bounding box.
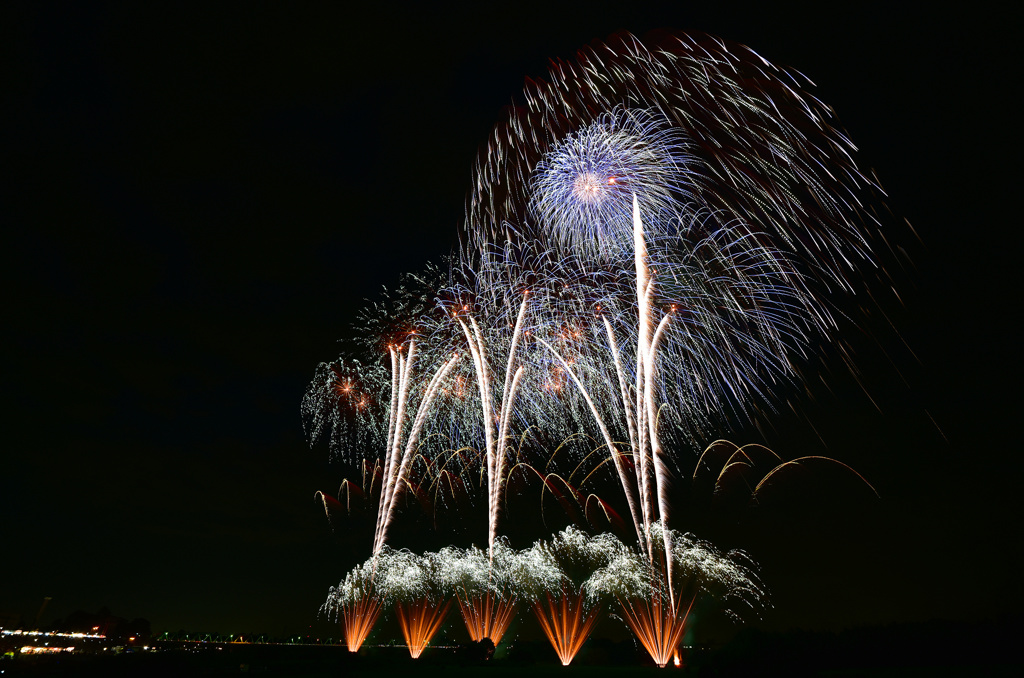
[3,2,1017,638]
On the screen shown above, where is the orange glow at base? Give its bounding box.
[673,650,682,667]
[456,591,517,646]
[533,591,602,666]
[343,595,382,652]
[396,597,452,658]
[618,593,694,668]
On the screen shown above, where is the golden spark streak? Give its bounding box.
[456,591,517,645]
[618,592,695,668]
[395,597,452,659]
[533,591,602,666]
[341,595,382,652]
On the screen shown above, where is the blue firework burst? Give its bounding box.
[530,108,691,258]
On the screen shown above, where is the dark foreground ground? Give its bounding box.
[2,618,1020,677]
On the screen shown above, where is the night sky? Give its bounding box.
[4,2,1018,639]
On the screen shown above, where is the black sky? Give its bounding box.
[3,1,1018,637]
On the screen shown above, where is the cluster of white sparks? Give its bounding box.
[323,526,763,619]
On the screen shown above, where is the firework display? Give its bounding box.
[306,28,890,665]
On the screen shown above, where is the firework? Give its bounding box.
[430,541,519,645]
[690,440,879,512]
[326,527,763,664]
[454,294,530,557]
[308,28,897,668]
[453,29,893,469]
[452,160,846,482]
[519,526,624,665]
[377,548,453,658]
[374,345,462,554]
[395,598,451,659]
[466,31,881,284]
[531,107,693,259]
[532,198,684,615]
[533,590,602,666]
[620,591,694,668]
[322,557,381,652]
[585,522,765,667]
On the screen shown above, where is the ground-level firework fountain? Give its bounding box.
[341,595,381,653]
[433,543,519,646]
[395,598,451,659]
[619,594,693,668]
[322,528,762,664]
[456,591,516,646]
[533,590,602,666]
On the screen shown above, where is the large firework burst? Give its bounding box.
[530,106,693,258]
[465,31,883,283]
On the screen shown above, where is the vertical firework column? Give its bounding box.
[440,543,519,647]
[453,294,529,644]
[342,592,382,653]
[335,343,459,653]
[396,596,452,659]
[533,589,603,666]
[526,528,613,666]
[541,196,688,667]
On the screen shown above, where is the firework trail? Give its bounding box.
[694,438,876,491]
[304,265,543,556]
[454,294,530,557]
[374,344,462,554]
[532,198,685,613]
